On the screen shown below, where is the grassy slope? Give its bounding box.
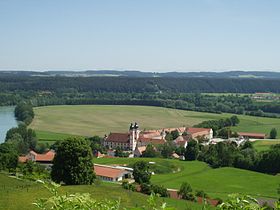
[0,174,208,210]
[252,140,280,152]
[94,158,280,200]
[30,105,280,139]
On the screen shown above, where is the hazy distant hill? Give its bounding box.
[0,70,280,78]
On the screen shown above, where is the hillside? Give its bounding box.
[0,174,208,210]
[30,105,280,141]
[94,158,280,200]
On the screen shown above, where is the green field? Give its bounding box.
[252,140,280,152]
[94,158,280,200]
[0,174,209,210]
[34,130,81,143]
[30,105,280,139]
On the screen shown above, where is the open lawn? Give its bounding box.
[0,174,208,210]
[34,130,81,143]
[252,140,280,152]
[30,105,280,139]
[94,158,280,200]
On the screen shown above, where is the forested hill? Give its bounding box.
[0,76,280,93]
[1,70,280,78]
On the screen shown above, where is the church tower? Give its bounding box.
[129,122,138,151]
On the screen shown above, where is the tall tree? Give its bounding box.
[185,140,199,161]
[132,161,151,184]
[230,115,240,126]
[0,143,18,171]
[178,182,195,201]
[270,128,277,139]
[51,137,95,185]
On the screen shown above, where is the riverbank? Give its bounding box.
[0,106,17,143]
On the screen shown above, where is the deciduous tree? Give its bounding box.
[51,137,95,185]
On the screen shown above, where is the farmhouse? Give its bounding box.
[238,132,266,139]
[94,164,133,182]
[186,127,213,140]
[134,146,147,157]
[18,150,55,166]
[173,135,190,148]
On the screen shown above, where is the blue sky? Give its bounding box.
[0,0,279,72]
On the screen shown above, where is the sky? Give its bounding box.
[0,0,279,72]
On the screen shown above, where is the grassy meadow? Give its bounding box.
[252,140,280,152]
[30,105,280,139]
[94,158,280,200]
[0,174,209,210]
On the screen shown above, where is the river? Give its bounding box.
[0,106,18,143]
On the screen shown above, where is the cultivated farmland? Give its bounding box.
[30,105,280,140]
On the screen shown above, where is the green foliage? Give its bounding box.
[160,143,175,158]
[139,183,169,198]
[230,116,240,126]
[199,142,239,168]
[185,140,199,161]
[15,103,34,125]
[195,116,240,137]
[140,183,152,195]
[142,144,158,158]
[34,181,175,210]
[51,137,95,185]
[0,143,18,171]
[121,180,136,192]
[199,140,280,174]
[217,127,232,139]
[115,146,129,157]
[165,133,173,141]
[132,161,151,184]
[33,180,121,210]
[6,133,29,154]
[5,124,37,153]
[151,184,169,197]
[256,145,280,174]
[270,128,277,139]
[217,194,260,210]
[170,130,180,140]
[175,146,186,156]
[195,190,208,198]
[18,161,49,180]
[178,182,195,201]
[87,135,106,154]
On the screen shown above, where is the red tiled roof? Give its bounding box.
[139,137,166,145]
[19,150,55,163]
[187,127,211,134]
[34,150,55,162]
[163,127,186,133]
[94,165,125,179]
[105,133,130,143]
[238,132,266,138]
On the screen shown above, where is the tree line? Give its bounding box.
[1,76,280,93]
[1,76,280,118]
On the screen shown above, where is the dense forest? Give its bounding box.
[1,76,280,93]
[0,76,280,117]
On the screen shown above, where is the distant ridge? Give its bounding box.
[0,70,280,79]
